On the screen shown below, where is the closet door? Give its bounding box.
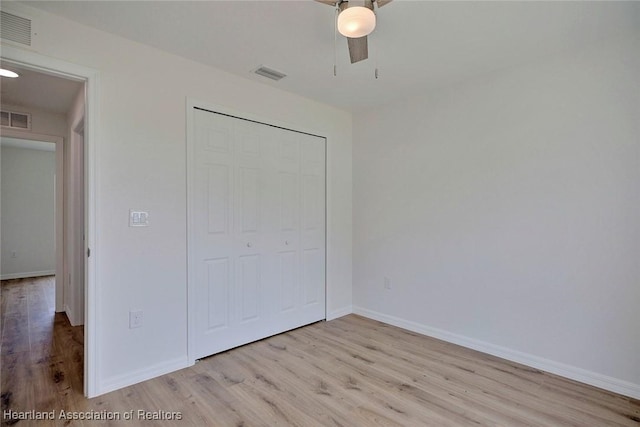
[191,108,325,359]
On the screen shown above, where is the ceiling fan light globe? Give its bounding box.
[337,6,376,38]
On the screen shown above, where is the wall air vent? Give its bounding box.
[254,66,287,81]
[1,11,32,46]
[1,110,32,130]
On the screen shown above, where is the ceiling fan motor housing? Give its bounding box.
[338,0,375,13]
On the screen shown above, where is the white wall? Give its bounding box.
[353,35,640,397]
[3,4,352,395]
[1,145,56,278]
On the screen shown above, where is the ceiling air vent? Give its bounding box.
[254,66,286,81]
[1,11,32,46]
[1,110,32,130]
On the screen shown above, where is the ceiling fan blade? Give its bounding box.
[376,0,393,7]
[314,0,338,6]
[347,36,368,63]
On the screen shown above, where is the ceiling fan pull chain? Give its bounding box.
[334,5,339,76]
[374,35,378,79]
[372,25,379,79]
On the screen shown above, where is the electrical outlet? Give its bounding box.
[129,310,143,329]
[384,277,391,290]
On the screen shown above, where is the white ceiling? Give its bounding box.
[0,63,84,114]
[21,1,640,112]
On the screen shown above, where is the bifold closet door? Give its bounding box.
[192,109,325,359]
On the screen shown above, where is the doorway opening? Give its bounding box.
[0,50,96,396]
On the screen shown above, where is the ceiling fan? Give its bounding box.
[316,0,393,64]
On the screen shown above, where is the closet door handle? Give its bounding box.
[246,242,252,248]
[285,240,289,245]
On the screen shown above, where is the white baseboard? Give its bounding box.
[98,357,192,397]
[64,304,73,323]
[1,270,55,281]
[64,304,83,327]
[353,306,640,400]
[327,305,353,321]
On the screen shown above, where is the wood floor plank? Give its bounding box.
[230,344,360,426]
[324,315,640,423]
[179,370,259,426]
[2,277,639,427]
[254,332,460,426]
[293,325,528,425]
[301,322,570,425]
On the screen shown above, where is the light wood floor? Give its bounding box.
[2,277,639,426]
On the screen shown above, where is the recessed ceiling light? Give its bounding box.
[0,69,20,78]
[0,68,20,79]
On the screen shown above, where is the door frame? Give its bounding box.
[1,45,101,397]
[186,98,328,364]
[66,118,85,326]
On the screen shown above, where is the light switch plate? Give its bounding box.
[129,209,149,227]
